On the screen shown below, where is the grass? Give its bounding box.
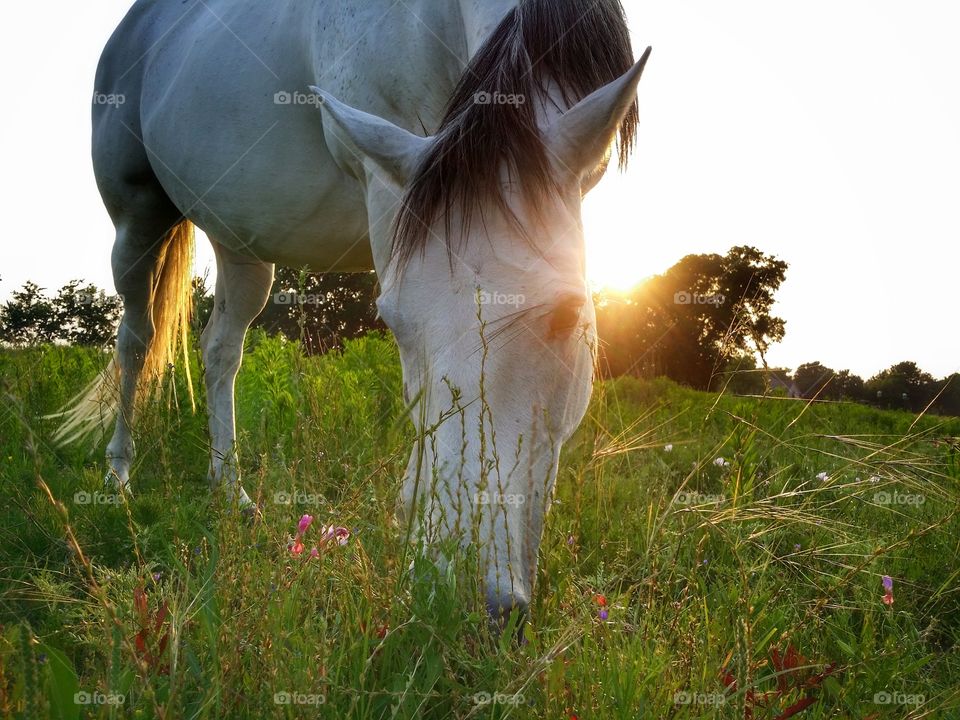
[1,331,959,719]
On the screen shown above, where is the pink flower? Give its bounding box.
[290,538,304,556]
[322,525,350,547]
[882,575,894,605]
[297,514,314,536]
[310,547,319,559]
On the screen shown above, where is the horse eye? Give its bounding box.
[549,294,585,337]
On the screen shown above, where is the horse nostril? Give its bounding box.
[550,293,585,336]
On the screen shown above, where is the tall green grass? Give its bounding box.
[0,333,958,718]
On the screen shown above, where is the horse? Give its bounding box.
[58,0,650,620]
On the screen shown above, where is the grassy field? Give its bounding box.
[1,332,959,719]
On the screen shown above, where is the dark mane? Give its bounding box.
[392,0,638,269]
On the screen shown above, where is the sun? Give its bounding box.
[586,237,648,293]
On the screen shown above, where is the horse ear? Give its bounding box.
[544,47,651,183]
[310,86,431,185]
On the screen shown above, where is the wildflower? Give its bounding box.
[794,544,801,552]
[322,525,350,546]
[290,538,304,556]
[596,594,607,607]
[567,535,575,546]
[153,572,162,582]
[882,575,894,606]
[664,444,674,452]
[869,475,881,484]
[598,609,609,621]
[713,457,727,467]
[310,547,319,559]
[297,514,314,535]
[816,472,829,482]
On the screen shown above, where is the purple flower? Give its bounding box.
[598,609,609,621]
[882,575,893,591]
[297,514,314,536]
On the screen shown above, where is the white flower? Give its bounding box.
[868,475,881,484]
[816,471,829,482]
[664,444,674,452]
[713,457,730,468]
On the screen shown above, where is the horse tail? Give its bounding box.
[51,220,196,445]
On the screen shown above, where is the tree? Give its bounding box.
[51,281,122,346]
[0,281,57,345]
[931,374,960,416]
[865,362,936,412]
[793,362,835,399]
[596,246,788,389]
[0,280,121,347]
[253,267,384,353]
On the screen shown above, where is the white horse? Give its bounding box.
[60,0,650,619]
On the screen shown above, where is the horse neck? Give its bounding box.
[457,0,521,57]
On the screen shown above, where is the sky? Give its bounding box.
[1,1,957,379]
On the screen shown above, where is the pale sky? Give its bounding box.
[1,1,957,378]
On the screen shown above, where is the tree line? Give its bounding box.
[1,247,956,416]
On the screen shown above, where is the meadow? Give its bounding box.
[1,332,958,719]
